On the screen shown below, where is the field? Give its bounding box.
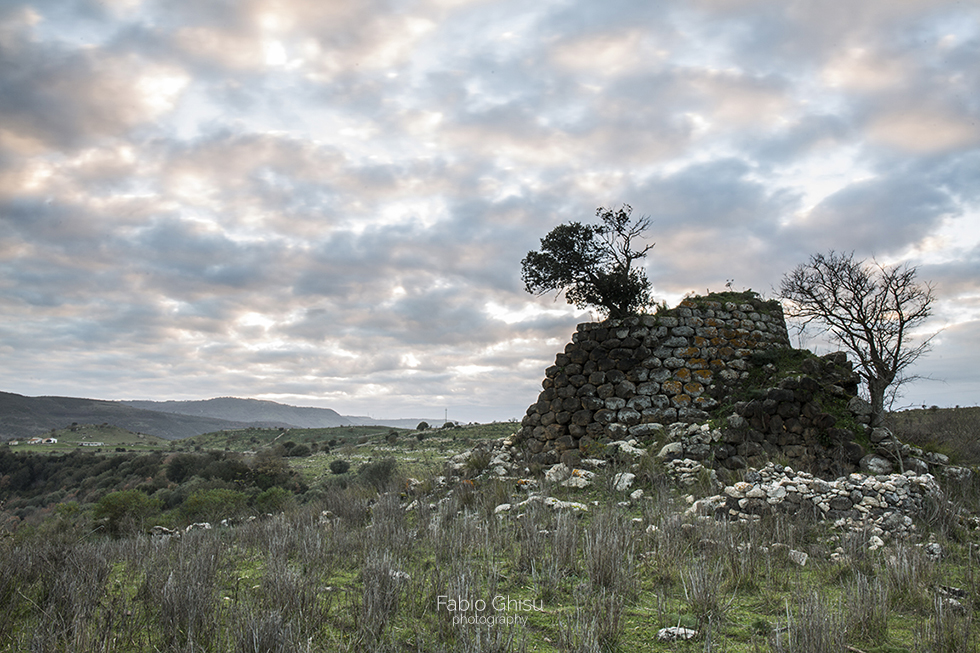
[6,423,170,453]
[0,417,978,651]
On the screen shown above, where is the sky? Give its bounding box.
[1,0,978,423]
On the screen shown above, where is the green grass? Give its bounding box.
[7,423,170,453]
[1,418,978,651]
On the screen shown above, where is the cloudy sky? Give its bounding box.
[1,0,978,423]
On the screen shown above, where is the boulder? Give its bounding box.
[859,454,893,475]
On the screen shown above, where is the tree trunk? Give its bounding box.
[868,378,886,428]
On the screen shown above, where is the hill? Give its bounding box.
[0,391,269,441]
[123,397,350,428]
[0,391,444,442]
[123,397,438,430]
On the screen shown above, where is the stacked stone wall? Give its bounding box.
[517,296,790,466]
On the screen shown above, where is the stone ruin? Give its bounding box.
[514,292,964,483]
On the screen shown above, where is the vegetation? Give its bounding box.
[780,250,936,426]
[886,406,980,466]
[521,205,654,318]
[0,414,977,651]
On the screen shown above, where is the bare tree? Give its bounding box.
[779,251,936,426]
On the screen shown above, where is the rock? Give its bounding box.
[561,472,593,489]
[657,627,697,641]
[151,525,179,541]
[848,396,872,417]
[611,440,646,457]
[559,450,581,468]
[542,497,589,512]
[745,486,766,499]
[860,454,893,475]
[944,466,972,482]
[494,503,512,514]
[924,451,950,465]
[614,472,636,492]
[389,570,411,581]
[924,542,942,560]
[545,463,571,482]
[905,457,930,475]
[657,442,684,458]
[629,423,665,438]
[630,489,644,501]
[788,550,808,566]
[869,427,891,443]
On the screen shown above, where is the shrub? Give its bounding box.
[254,486,292,513]
[329,459,351,475]
[249,450,293,489]
[94,489,162,536]
[286,444,310,457]
[358,458,397,491]
[180,488,248,523]
[416,422,429,431]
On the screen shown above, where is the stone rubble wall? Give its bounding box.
[685,462,942,542]
[517,297,790,466]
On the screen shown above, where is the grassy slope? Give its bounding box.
[7,423,169,453]
[1,418,977,651]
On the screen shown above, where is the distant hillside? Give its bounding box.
[123,397,351,428]
[122,397,438,430]
[0,391,268,441]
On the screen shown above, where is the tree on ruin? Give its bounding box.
[521,204,654,319]
[779,250,937,426]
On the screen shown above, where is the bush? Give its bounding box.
[416,422,429,431]
[254,487,292,513]
[94,489,162,536]
[286,444,310,457]
[358,458,397,491]
[180,488,248,523]
[329,459,351,475]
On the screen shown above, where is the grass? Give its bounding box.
[0,418,978,652]
[7,423,170,453]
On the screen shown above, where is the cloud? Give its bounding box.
[787,174,957,255]
[1,0,979,420]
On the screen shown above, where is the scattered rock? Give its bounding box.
[545,463,572,483]
[859,454,894,475]
[614,472,636,492]
[658,626,697,641]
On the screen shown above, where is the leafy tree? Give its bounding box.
[416,422,429,431]
[779,251,937,426]
[521,205,654,318]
